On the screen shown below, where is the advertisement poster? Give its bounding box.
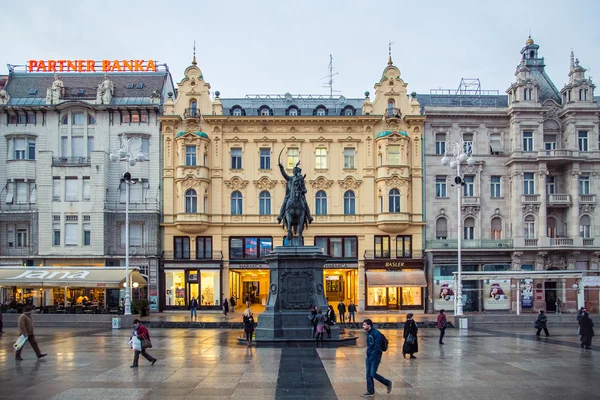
[483,279,511,310]
[521,279,533,308]
[433,279,455,310]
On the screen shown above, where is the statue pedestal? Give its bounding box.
[253,246,347,341]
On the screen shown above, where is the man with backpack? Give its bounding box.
[361,319,393,397]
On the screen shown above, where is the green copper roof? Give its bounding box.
[376,130,408,139]
[176,131,209,139]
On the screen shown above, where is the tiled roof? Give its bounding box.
[220,94,364,116]
[376,130,408,139]
[176,131,208,139]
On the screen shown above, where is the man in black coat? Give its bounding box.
[579,311,594,349]
[337,301,347,324]
[402,313,418,359]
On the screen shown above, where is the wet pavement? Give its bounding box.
[0,325,597,399]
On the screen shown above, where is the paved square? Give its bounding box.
[0,325,598,399]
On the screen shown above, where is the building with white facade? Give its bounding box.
[422,38,600,314]
[0,66,174,310]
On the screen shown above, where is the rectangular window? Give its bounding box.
[174,236,190,259]
[579,176,590,195]
[490,176,501,198]
[259,148,271,170]
[61,137,68,157]
[344,148,355,169]
[131,113,140,123]
[141,138,150,156]
[374,236,390,258]
[121,113,131,123]
[87,137,94,158]
[83,223,91,246]
[435,176,447,198]
[463,133,473,155]
[489,134,504,154]
[65,223,78,246]
[82,177,90,201]
[578,131,589,152]
[388,145,400,165]
[545,176,555,195]
[231,148,242,169]
[315,148,327,169]
[435,133,446,155]
[463,175,475,197]
[196,237,212,259]
[129,223,142,246]
[186,145,197,166]
[65,178,79,201]
[396,236,412,258]
[15,181,27,204]
[14,138,26,160]
[524,172,535,194]
[72,136,85,157]
[229,237,272,259]
[287,148,299,169]
[7,224,14,247]
[16,228,27,248]
[142,179,149,203]
[314,237,358,258]
[28,140,35,160]
[52,223,60,246]
[140,113,148,123]
[523,131,533,152]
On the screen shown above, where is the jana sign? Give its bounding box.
[27,59,157,73]
[7,270,90,280]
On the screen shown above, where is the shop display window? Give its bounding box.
[229,236,272,259]
[200,270,220,305]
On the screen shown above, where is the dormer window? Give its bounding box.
[341,106,355,116]
[387,99,395,116]
[286,106,300,116]
[314,106,327,116]
[233,108,242,116]
[231,106,245,116]
[289,108,298,116]
[258,106,272,116]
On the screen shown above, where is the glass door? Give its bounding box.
[387,287,398,310]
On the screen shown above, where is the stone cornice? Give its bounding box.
[223,136,249,143]
[202,115,382,124]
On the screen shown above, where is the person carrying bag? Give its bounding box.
[130,319,157,368]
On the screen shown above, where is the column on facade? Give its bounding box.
[569,170,580,239]
[511,172,524,240]
[358,262,366,312]
[537,170,548,246]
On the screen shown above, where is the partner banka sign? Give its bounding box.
[7,270,90,280]
[27,59,157,73]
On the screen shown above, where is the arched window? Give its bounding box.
[61,114,69,125]
[185,189,197,213]
[387,99,395,116]
[343,190,356,215]
[190,99,197,111]
[232,108,242,116]
[524,215,535,239]
[490,217,502,239]
[388,188,400,213]
[463,218,475,240]
[580,215,591,238]
[88,114,96,125]
[546,217,557,238]
[435,218,447,239]
[315,190,327,215]
[231,191,243,215]
[259,106,271,116]
[287,106,300,116]
[316,107,326,116]
[259,191,271,215]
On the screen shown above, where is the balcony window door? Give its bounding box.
[547,217,557,238]
[396,236,412,258]
[580,215,591,238]
[546,176,555,195]
[374,236,390,258]
[174,237,190,259]
[196,237,212,259]
[435,218,448,240]
[524,216,535,239]
[579,177,590,195]
[463,176,475,197]
[185,189,197,213]
[185,145,197,166]
[388,189,400,213]
[523,173,535,194]
[578,131,589,152]
[523,131,533,152]
[463,218,475,240]
[490,217,502,239]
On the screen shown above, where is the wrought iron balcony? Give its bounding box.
[0,245,37,257]
[105,244,160,257]
[426,239,513,249]
[52,157,91,167]
[162,250,223,261]
[363,250,423,259]
[184,108,201,118]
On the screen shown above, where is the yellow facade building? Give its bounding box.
[159,55,425,312]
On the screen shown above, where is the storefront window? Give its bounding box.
[165,270,185,306]
[368,287,387,306]
[200,270,220,306]
[188,270,199,302]
[433,264,478,311]
[230,237,273,259]
[387,287,398,305]
[402,287,422,306]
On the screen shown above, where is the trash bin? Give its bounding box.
[458,317,468,330]
[112,317,121,329]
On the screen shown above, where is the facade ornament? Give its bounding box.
[96,74,114,105]
[567,252,580,270]
[181,176,200,189]
[535,251,548,270]
[0,89,10,105]
[309,176,333,190]
[385,175,408,188]
[253,176,277,190]
[590,252,600,270]
[511,251,523,271]
[461,206,479,216]
[46,74,64,104]
[537,170,549,178]
[522,204,540,214]
[580,204,596,215]
[224,176,248,190]
[338,176,362,190]
[545,252,566,270]
[571,171,582,180]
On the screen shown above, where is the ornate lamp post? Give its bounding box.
[441,139,475,316]
[110,135,145,316]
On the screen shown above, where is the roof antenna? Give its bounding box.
[321,54,340,98]
[388,40,394,65]
[192,41,197,65]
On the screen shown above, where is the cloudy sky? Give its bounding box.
[2,0,598,98]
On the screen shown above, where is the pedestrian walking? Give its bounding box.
[15,307,46,361]
[361,319,393,397]
[315,308,327,342]
[190,297,198,320]
[326,305,336,339]
[243,308,255,346]
[555,297,562,314]
[437,309,447,344]
[535,310,549,337]
[337,300,347,324]
[230,296,236,312]
[348,301,357,323]
[402,313,418,359]
[579,311,594,349]
[577,307,586,321]
[130,319,157,368]
[223,298,229,316]
[309,305,318,338]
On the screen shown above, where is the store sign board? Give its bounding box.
[27,59,157,73]
[7,270,90,280]
[583,276,600,287]
[326,263,358,269]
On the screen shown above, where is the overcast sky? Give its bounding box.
[2,0,599,98]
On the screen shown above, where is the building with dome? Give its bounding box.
[159,53,426,312]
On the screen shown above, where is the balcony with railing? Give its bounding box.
[162,250,223,261]
[376,212,413,233]
[547,194,571,207]
[524,239,538,246]
[0,245,37,257]
[461,196,480,206]
[52,157,91,167]
[105,244,161,257]
[521,194,540,203]
[184,108,201,118]
[583,238,595,246]
[426,239,513,250]
[104,200,160,212]
[385,108,403,119]
[363,249,423,259]
[0,203,37,212]
[550,238,574,247]
[580,194,597,204]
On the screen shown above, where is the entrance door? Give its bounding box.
[545,282,557,312]
[387,287,398,310]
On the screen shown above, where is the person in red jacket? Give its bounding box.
[437,309,447,345]
[131,319,157,368]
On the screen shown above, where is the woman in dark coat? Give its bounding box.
[402,313,419,359]
[579,311,594,349]
[243,308,255,346]
[223,298,229,316]
[325,305,336,339]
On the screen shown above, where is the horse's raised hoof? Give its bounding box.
[277,216,282,223]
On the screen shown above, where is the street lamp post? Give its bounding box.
[110,135,145,316]
[441,139,475,316]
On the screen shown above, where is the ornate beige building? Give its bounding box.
[159,55,426,312]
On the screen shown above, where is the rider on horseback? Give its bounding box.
[277,162,313,225]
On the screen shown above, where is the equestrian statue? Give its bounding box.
[277,149,313,245]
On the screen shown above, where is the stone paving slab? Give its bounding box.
[0,325,598,399]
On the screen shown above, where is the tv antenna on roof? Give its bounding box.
[321,54,341,98]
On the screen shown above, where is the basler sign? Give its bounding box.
[7,270,90,280]
[27,59,157,73]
